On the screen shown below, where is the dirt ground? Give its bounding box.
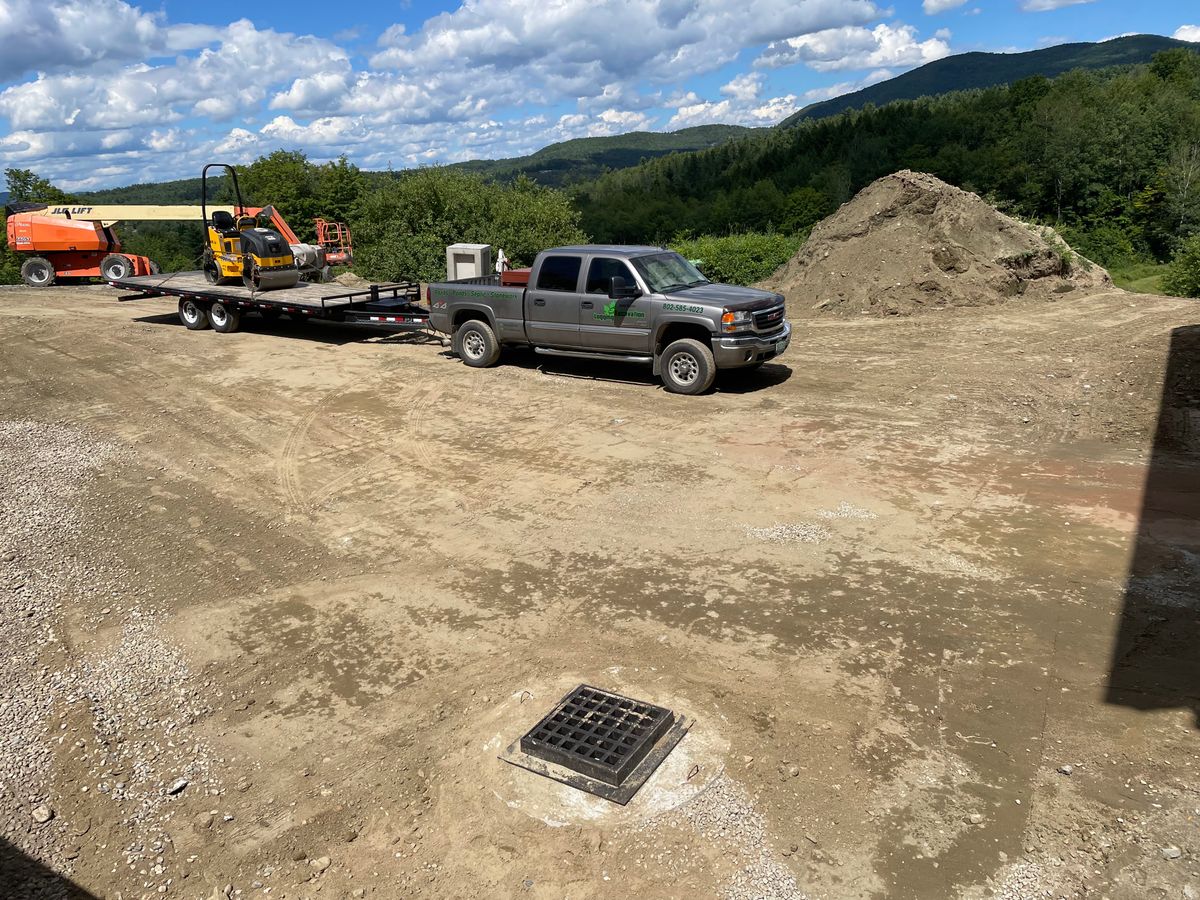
[1,283,1198,900]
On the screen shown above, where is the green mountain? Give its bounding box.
[449,124,755,186]
[780,33,1194,126]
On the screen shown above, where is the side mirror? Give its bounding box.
[608,276,640,300]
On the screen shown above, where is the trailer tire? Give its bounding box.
[179,298,210,330]
[20,257,55,287]
[453,319,501,367]
[101,254,134,281]
[660,338,716,395]
[208,301,241,333]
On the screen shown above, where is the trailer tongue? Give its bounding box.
[108,271,430,335]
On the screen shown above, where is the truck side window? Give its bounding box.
[536,256,582,292]
[586,258,636,294]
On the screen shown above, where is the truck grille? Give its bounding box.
[753,305,786,333]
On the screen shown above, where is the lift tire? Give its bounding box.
[20,257,55,288]
[453,319,501,368]
[660,338,716,395]
[148,260,162,275]
[208,301,241,334]
[179,298,210,330]
[100,254,134,281]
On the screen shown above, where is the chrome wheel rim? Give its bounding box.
[669,352,699,384]
[463,331,485,359]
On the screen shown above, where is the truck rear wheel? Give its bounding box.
[453,319,501,367]
[208,301,241,333]
[100,253,134,281]
[20,257,55,287]
[660,338,716,395]
[179,298,210,330]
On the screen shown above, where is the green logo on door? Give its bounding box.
[593,301,646,321]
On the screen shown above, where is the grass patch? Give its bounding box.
[1108,261,1169,295]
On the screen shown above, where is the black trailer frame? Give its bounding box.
[107,271,431,334]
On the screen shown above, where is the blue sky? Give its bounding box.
[0,0,1196,190]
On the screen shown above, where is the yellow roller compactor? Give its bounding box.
[201,163,300,291]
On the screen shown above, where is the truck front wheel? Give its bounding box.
[660,338,716,395]
[453,319,501,367]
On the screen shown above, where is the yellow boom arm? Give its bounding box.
[31,205,237,227]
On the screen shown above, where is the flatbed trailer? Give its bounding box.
[107,271,430,334]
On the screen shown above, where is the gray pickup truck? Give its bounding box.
[427,245,791,394]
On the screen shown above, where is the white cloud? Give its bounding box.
[1176,25,1200,42]
[0,19,349,130]
[666,74,800,129]
[758,22,951,71]
[801,69,893,102]
[922,0,967,13]
[1018,0,1095,11]
[0,0,160,82]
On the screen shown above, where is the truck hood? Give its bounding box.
[669,283,781,311]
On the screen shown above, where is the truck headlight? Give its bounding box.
[721,310,753,334]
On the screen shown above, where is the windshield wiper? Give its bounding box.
[657,282,690,292]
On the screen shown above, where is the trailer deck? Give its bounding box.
[108,271,430,333]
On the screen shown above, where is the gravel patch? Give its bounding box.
[743,523,830,545]
[644,774,805,900]
[817,501,877,520]
[0,419,216,897]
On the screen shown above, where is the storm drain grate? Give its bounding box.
[501,684,689,804]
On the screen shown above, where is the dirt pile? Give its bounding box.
[760,170,1111,317]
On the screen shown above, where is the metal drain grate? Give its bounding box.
[502,685,689,804]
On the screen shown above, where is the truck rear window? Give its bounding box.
[536,256,582,292]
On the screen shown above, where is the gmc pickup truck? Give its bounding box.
[427,245,791,394]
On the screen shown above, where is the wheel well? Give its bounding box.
[453,310,492,330]
[657,322,712,355]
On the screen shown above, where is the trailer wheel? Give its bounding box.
[179,298,210,330]
[101,254,134,281]
[20,257,55,287]
[660,338,716,395]
[208,301,241,333]
[453,319,501,367]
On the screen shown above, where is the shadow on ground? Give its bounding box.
[0,837,98,900]
[1106,324,1200,727]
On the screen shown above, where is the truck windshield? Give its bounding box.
[631,252,709,294]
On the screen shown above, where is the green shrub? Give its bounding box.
[1162,235,1200,298]
[351,168,586,282]
[668,232,806,286]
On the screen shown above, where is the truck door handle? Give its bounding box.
[533,298,546,306]
[581,301,593,309]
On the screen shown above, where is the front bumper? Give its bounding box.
[713,322,791,368]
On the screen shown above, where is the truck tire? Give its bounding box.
[660,338,716,395]
[207,301,241,333]
[453,319,501,367]
[20,257,55,287]
[100,253,134,281]
[178,298,210,330]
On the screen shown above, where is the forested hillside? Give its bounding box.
[782,33,1193,125]
[449,124,754,186]
[576,49,1200,279]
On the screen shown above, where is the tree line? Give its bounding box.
[3,48,1200,294]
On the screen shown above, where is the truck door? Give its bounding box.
[525,254,583,347]
[579,257,653,353]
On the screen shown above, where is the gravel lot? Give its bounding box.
[1,284,1197,899]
